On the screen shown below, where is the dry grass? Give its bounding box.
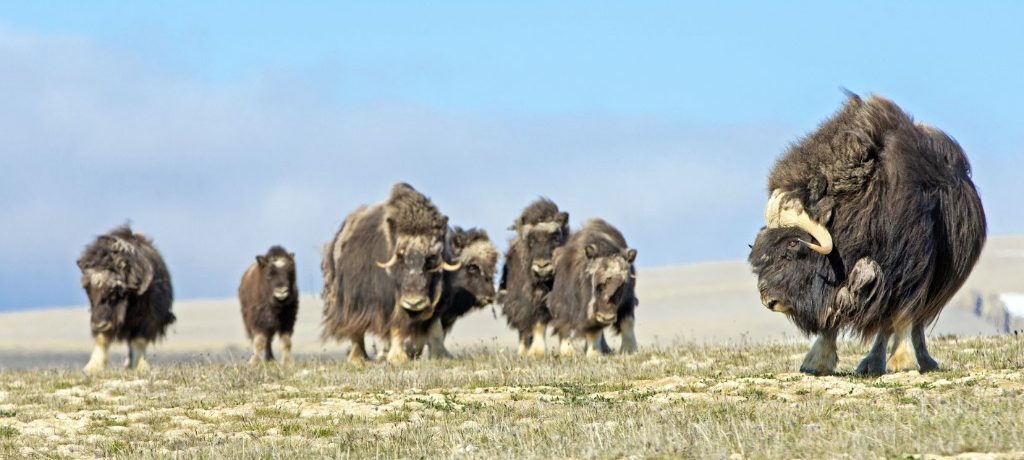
[1,335,1022,459]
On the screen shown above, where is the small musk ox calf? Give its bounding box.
[500,199,569,358]
[77,226,175,373]
[409,227,498,358]
[749,94,986,375]
[238,246,298,365]
[321,183,461,363]
[548,219,637,357]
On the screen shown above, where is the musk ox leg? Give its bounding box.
[83,333,111,374]
[407,332,427,359]
[799,331,838,376]
[912,322,939,372]
[584,330,608,357]
[386,328,410,364]
[348,334,369,365]
[527,322,547,358]
[129,338,150,372]
[558,334,577,357]
[279,333,294,365]
[886,326,920,373]
[618,315,638,354]
[855,329,891,376]
[517,331,531,356]
[250,333,270,365]
[263,334,275,362]
[426,318,453,359]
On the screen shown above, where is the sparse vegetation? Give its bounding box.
[0,335,1021,458]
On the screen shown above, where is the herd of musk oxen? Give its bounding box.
[75,93,986,377]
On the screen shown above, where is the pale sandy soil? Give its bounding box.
[1,236,1020,370]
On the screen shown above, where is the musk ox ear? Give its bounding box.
[256,255,268,268]
[624,249,637,263]
[288,252,295,261]
[556,212,569,227]
[76,258,86,271]
[584,244,599,259]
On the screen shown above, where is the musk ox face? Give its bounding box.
[81,271,131,333]
[449,233,499,307]
[378,231,458,316]
[522,212,569,281]
[78,244,154,334]
[748,227,842,332]
[257,251,295,301]
[584,245,637,325]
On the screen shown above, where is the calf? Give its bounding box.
[239,246,299,364]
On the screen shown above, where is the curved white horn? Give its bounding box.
[375,252,398,269]
[767,189,833,255]
[440,260,462,272]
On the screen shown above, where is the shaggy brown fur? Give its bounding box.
[321,183,456,363]
[77,225,175,372]
[499,198,569,356]
[749,93,986,375]
[548,219,637,356]
[239,246,298,364]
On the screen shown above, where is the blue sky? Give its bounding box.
[2,2,1022,310]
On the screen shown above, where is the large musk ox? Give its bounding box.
[548,219,638,357]
[499,199,569,358]
[77,226,175,374]
[410,227,499,358]
[321,183,461,363]
[748,94,986,376]
[238,246,299,365]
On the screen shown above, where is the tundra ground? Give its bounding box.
[1,335,1022,459]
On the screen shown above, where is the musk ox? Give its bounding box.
[548,219,637,357]
[748,94,986,376]
[238,246,298,365]
[415,227,499,358]
[321,183,460,363]
[77,225,175,374]
[499,199,569,358]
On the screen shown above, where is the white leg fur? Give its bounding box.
[585,330,604,357]
[387,328,409,364]
[426,319,452,359]
[527,322,547,358]
[799,332,838,376]
[619,316,638,354]
[887,326,919,372]
[280,333,294,365]
[84,334,111,374]
[559,335,577,357]
[129,338,149,372]
[250,333,268,365]
[348,335,368,365]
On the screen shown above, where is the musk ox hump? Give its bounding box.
[512,198,568,233]
[384,182,448,237]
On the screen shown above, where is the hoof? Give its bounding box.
[387,349,410,364]
[134,358,150,373]
[83,360,106,375]
[799,365,833,376]
[917,355,940,373]
[854,357,887,376]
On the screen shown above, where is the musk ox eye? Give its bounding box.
[787,240,799,250]
[467,265,480,275]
